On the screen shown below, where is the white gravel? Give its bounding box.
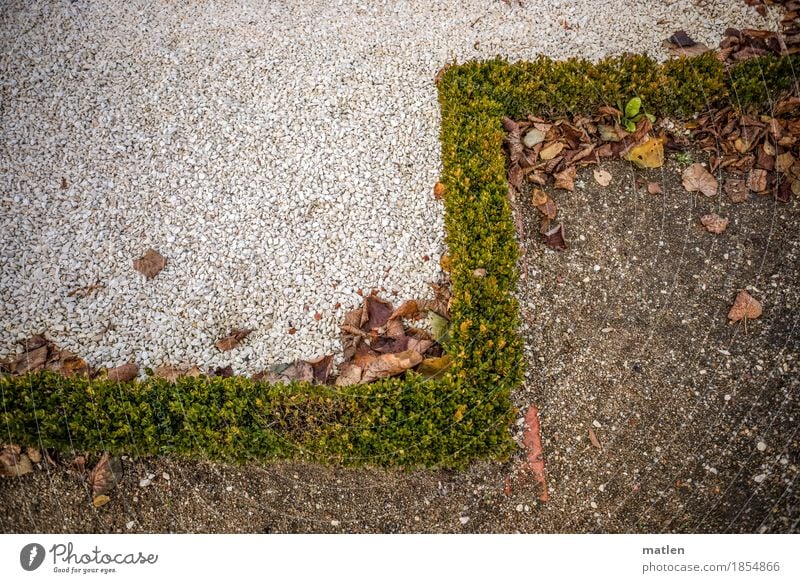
[0,0,774,374]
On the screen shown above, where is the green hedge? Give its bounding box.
[2,53,796,468]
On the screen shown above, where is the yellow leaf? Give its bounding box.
[93,495,110,508]
[454,404,467,422]
[624,137,664,169]
[417,355,453,379]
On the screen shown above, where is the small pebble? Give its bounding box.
[331,520,340,527]
[125,521,135,530]
[225,485,233,492]
[459,516,470,525]
[757,441,767,452]
[754,474,767,484]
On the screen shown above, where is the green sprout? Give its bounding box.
[617,97,656,132]
[674,151,694,165]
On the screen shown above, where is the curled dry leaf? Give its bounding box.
[433,181,445,200]
[106,363,139,382]
[0,447,33,477]
[682,163,718,197]
[776,152,795,173]
[133,249,166,280]
[390,300,421,320]
[536,197,557,220]
[724,178,748,203]
[728,290,763,322]
[361,349,423,383]
[215,328,253,351]
[544,223,567,251]
[88,453,122,497]
[700,213,729,234]
[153,366,191,382]
[746,168,768,194]
[554,166,576,191]
[593,168,612,186]
[647,182,663,195]
[335,363,363,386]
[531,188,548,206]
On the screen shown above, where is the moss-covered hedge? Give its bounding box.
[2,53,796,468]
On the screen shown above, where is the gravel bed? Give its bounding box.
[0,0,773,373]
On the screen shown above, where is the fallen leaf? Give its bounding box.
[523,406,549,502]
[88,453,122,497]
[544,223,567,251]
[724,178,748,203]
[728,290,763,322]
[700,213,730,234]
[682,163,718,197]
[746,168,768,193]
[215,328,253,351]
[588,428,603,449]
[390,300,421,320]
[429,312,450,344]
[361,349,423,383]
[433,181,445,200]
[26,447,42,464]
[92,495,111,508]
[335,363,364,386]
[133,249,166,280]
[776,152,795,173]
[523,128,546,148]
[624,137,665,169]
[213,365,233,378]
[61,177,68,190]
[531,188,549,206]
[539,142,565,161]
[554,166,576,191]
[0,448,33,477]
[153,366,187,382]
[597,124,623,142]
[363,294,393,330]
[13,345,48,375]
[417,355,453,379]
[593,168,612,186]
[647,182,663,195]
[106,363,139,382]
[536,196,558,220]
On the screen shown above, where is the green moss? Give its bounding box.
[2,53,795,468]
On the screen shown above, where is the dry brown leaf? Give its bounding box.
[624,137,665,169]
[13,345,48,375]
[215,328,253,351]
[776,152,795,173]
[0,448,33,477]
[88,453,122,497]
[280,360,315,383]
[682,163,718,197]
[728,290,763,322]
[153,366,186,382]
[361,349,423,383]
[335,363,363,386]
[536,197,558,220]
[647,182,663,195]
[593,168,612,186]
[588,428,603,449]
[433,181,445,200]
[700,213,730,234]
[362,294,393,330]
[133,249,166,280]
[106,363,139,382]
[390,300,421,320]
[747,168,768,193]
[539,141,565,161]
[724,178,748,203]
[554,166,577,191]
[531,188,548,206]
[544,223,567,251]
[26,447,42,464]
[92,495,111,508]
